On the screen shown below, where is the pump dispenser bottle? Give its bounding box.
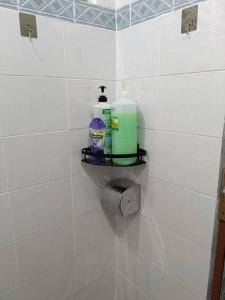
[92,86,112,157]
[111,82,137,165]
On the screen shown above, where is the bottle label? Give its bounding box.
[89,129,104,152]
[103,109,111,115]
[111,116,119,131]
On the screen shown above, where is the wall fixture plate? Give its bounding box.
[19,12,37,39]
[181,5,198,34]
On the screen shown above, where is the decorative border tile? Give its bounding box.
[174,0,204,10]
[19,0,74,22]
[75,0,115,30]
[131,0,173,25]
[116,4,130,30]
[0,0,206,30]
[0,0,18,10]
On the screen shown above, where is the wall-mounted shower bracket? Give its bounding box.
[19,12,37,39]
[181,5,198,35]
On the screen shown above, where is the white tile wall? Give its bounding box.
[66,272,115,300]
[70,129,88,175]
[3,132,71,191]
[0,10,65,77]
[72,173,102,217]
[0,0,224,299]
[117,240,206,300]
[115,271,149,300]
[0,76,68,136]
[0,7,116,300]
[64,23,116,80]
[10,178,73,238]
[157,71,225,137]
[116,18,161,80]
[21,258,76,300]
[154,179,216,248]
[16,220,74,283]
[141,129,221,197]
[75,208,115,254]
[75,272,115,300]
[160,1,225,75]
[115,0,225,299]
[75,239,115,291]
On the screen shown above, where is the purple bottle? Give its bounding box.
[89,118,106,164]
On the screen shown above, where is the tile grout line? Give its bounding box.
[62,21,77,261]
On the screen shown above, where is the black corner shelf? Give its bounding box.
[81,145,146,167]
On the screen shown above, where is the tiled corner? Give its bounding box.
[75,0,115,30]
[116,4,130,30]
[19,0,74,22]
[131,0,173,25]
[0,0,18,10]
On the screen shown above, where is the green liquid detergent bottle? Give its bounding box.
[111,82,137,166]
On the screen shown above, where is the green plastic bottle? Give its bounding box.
[111,82,137,166]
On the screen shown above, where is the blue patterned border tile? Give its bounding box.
[75,0,115,30]
[174,0,204,10]
[0,0,207,30]
[131,0,172,25]
[0,0,18,9]
[116,4,130,30]
[19,0,74,22]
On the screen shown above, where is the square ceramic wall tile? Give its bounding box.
[0,243,19,294]
[75,209,115,255]
[0,10,65,77]
[72,173,102,217]
[10,177,73,239]
[156,224,211,296]
[160,1,225,75]
[157,71,225,137]
[117,216,211,296]
[75,273,115,300]
[154,179,215,248]
[140,130,222,197]
[116,242,205,300]
[67,79,116,130]
[0,76,68,136]
[0,194,13,246]
[16,220,74,283]
[116,18,161,79]
[70,129,88,175]
[3,131,70,191]
[21,258,76,300]
[75,239,114,291]
[115,271,149,300]
[64,23,116,80]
